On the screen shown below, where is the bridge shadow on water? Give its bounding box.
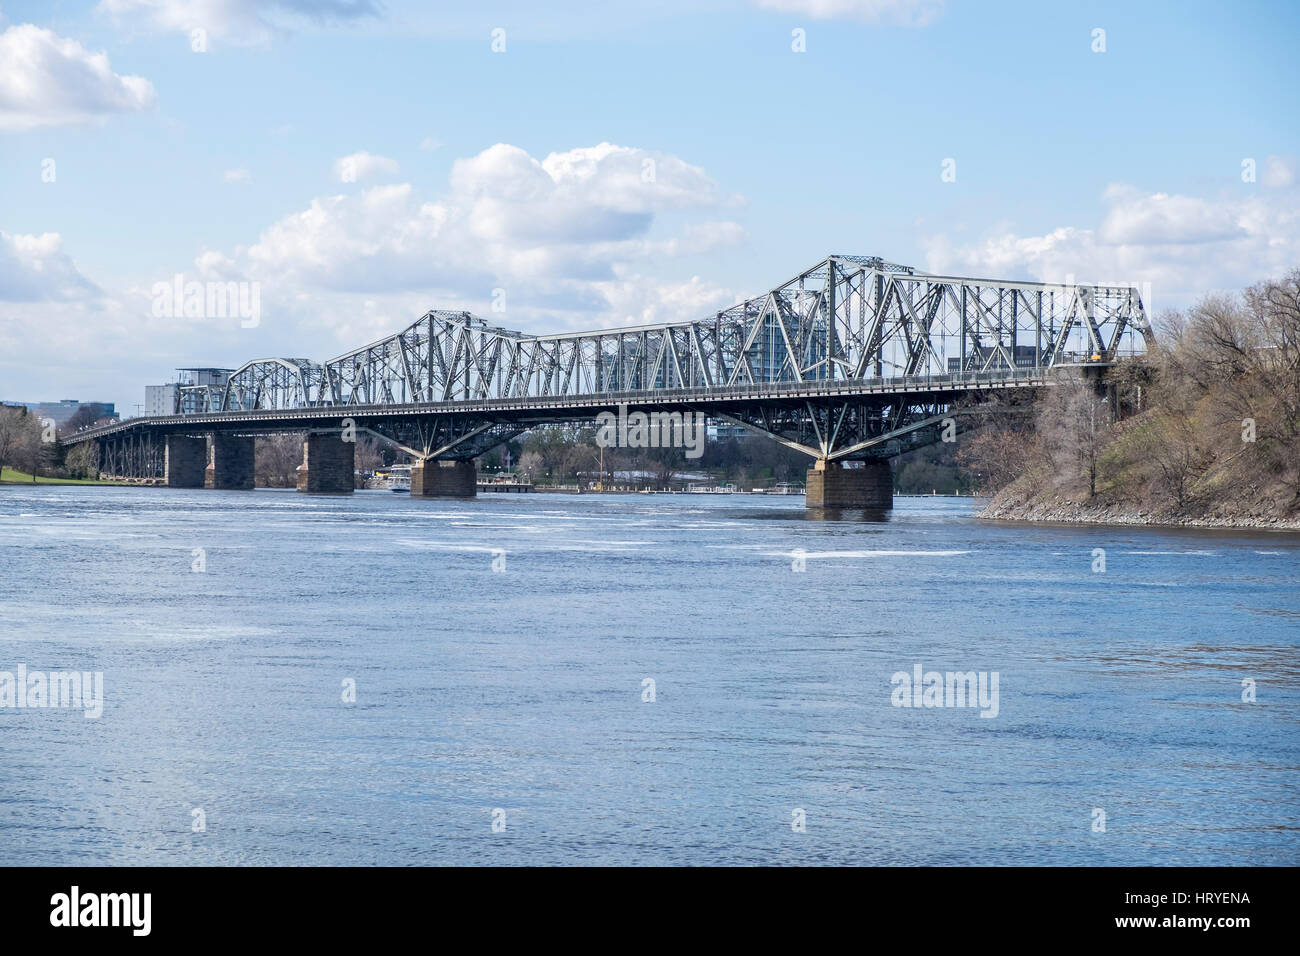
[735,507,894,523]
[803,507,893,523]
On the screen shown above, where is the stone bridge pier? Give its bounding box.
[164,435,207,488]
[297,433,355,493]
[805,459,893,510]
[411,459,476,498]
[206,435,255,490]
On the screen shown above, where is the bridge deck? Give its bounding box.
[67,367,1057,443]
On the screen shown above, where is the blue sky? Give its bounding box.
[2,0,1298,412]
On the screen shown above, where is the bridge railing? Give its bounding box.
[167,366,1051,417]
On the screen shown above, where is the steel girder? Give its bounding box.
[175,256,1148,415]
[697,393,1022,461]
[152,256,1148,462]
[96,430,164,479]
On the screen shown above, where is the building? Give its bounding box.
[13,400,117,427]
[947,345,1041,371]
[145,368,233,417]
[711,422,751,442]
[144,384,179,416]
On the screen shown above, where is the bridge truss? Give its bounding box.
[80,255,1149,471]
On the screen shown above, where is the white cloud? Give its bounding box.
[236,143,737,292]
[97,0,382,46]
[1096,185,1245,245]
[0,24,155,132]
[921,184,1300,307]
[752,0,943,26]
[593,272,737,327]
[450,142,724,243]
[0,142,744,409]
[418,136,441,152]
[333,150,399,183]
[1262,155,1296,189]
[198,142,744,342]
[222,167,252,183]
[0,231,100,301]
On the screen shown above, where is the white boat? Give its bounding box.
[384,463,412,492]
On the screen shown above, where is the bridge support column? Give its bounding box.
[206,435,255,490]
[805,459,893,510]
[297,434,355,494]
[164,435,207,488]
[411,459,476,498]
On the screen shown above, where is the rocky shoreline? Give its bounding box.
[977,495,1300,531]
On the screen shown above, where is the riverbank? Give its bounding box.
[979,481,1300,531]
[0,467,126,486]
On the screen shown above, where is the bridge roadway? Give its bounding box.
[72,367,1047,441]
[64,252,1148,507]
[67,367,1055,508]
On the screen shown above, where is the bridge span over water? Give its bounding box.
[66,255,1150,508]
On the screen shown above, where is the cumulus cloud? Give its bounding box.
[0,24,155,132]
[0,232,100,301]
[208,142,744,334]
[333,150,399,183]
[2,142,744,407]
[1095,185,1245,245]
[97,0,382,46]
[223,167,252,183]
[921,183,1300,307]
[752,0,943,26]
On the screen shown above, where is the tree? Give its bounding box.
[354,436,384,476]
[521,426,585,482]
[256,433,305,487]
[63,441,99,480]
[1147,409,1203,510]
[61,406,103,435]
[517,450,543,483]
[1035,372,1111,497]
[0,406,37,477]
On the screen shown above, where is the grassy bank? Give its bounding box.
[0,467,122,485]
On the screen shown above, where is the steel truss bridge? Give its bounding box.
[69,254,1150,478]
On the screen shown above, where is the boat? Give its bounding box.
[386,464,412,492]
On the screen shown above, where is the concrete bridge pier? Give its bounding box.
[164,435,207,488]
[411,459,476,498]
[297,434,355,493]
[805,459,893,510]
[206,435,255,490]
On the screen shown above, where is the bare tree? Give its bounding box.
[256,433,305,488]
[63,441,99,479]
[1148,410,1204,510]
[957,426,1036,494]
[354,436,384,476]
[0,407,36,477]
[1035,373,1111,497]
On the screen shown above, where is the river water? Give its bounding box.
[1,485,1297,865]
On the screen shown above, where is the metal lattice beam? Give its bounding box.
[173,256,1148,414]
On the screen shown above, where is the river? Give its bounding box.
[1,486,1297,865]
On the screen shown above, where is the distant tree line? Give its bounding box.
[478,421,979,493]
